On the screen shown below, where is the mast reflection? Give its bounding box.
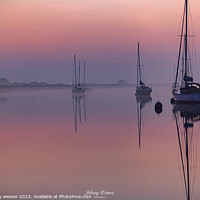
[136,95,152,148]
[173,104,200,200]
[72,94,86,133]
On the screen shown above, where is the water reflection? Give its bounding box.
[136,95,152,148]
[173,104,200,200]
[72,94,86,133]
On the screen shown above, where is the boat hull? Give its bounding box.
[135,87,152,96]
[72,87,85,94]
[136,95,152,103]
[172,91,200,103]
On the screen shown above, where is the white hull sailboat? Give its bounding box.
[135,42,152,96]
[173,88,200,102]
[172,0,200,103]
[136,86,152,95]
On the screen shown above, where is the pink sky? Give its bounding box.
[0,0,200,83]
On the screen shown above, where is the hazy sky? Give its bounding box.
[0,0,200,84]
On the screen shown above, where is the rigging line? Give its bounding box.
[188,3,198,82]
[188,3,195,37]
[189,5,199,81]
[174,3,186,89]
[187,37,192,84]
[175,114,188,196]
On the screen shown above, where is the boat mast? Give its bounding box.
[72,56,74,87]
[84,61,86,86]
[74,55,77,88]
[137,42,141,87]
[78,61,81,85]
[137,46,138,88]
[184,0,188,85]
[174,4,185,89]
[182,54,184,86]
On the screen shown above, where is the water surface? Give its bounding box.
[0,85,199,200]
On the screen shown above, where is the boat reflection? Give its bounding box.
[72,94,86,133]
[173,104,200,200]
[136,95,152,148]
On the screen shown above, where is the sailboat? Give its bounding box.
[72,55,85,94]
[135,42,152,96]
[172,0,200,103]
[173,105,199,200]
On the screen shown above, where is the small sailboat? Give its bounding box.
[135,42,152,96]
[72,55,85,94]
[172,0,200,103]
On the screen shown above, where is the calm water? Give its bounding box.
[0,85,199,200]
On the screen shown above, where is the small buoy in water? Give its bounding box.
[155,101,162,114]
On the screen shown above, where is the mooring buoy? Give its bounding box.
[155,101,162,114]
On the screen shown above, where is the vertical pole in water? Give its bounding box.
[185,0,188,84]
[79,61,81,85]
